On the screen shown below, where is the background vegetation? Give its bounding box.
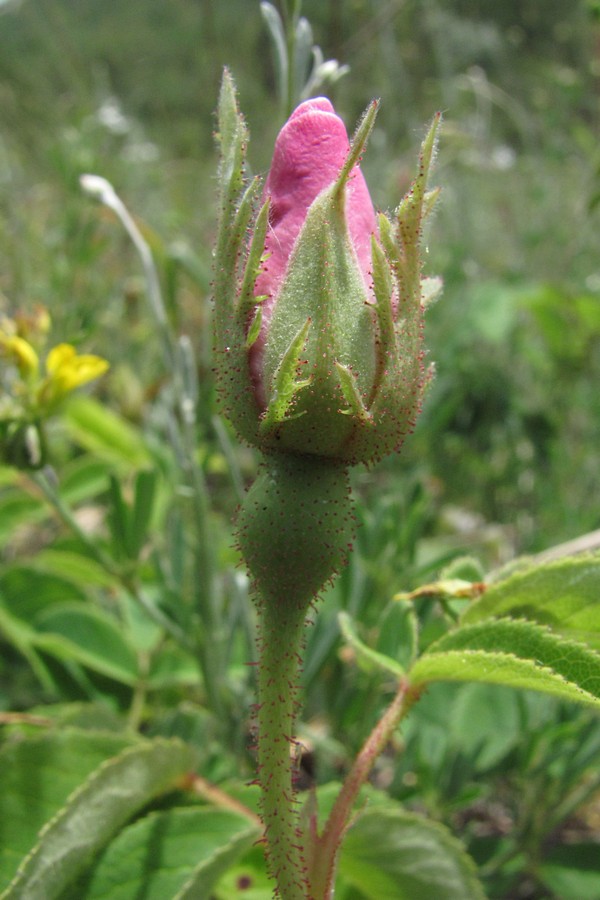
[1,1,600,898]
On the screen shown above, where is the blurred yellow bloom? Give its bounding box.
[37,343,109,408]
[14,305,52,342]
[0,333,40,378]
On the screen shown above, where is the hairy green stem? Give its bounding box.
[256,596,309,899]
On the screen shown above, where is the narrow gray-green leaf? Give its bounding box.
[410,618,600,709]
[461,553,600,649]
[78,807,259,900]
[3,738,196,900]
[338,806,484,899]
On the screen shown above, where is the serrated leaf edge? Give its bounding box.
[410,646,600,708]
[462,552,600,625]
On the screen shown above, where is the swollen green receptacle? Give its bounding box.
[235,453,354,611]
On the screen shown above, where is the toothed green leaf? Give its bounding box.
[1,735,196,899]
[410,617,600,709]
[461,553,600,651]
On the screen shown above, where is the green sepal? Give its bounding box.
[339,114,441,464]
[333,99,379,201]
[213,72,263,446]
[335,362,374,424]
[259,318,312,434]
[422,186,441,221]
[395,112,441,302]
[236,197,271,321]
[378,212,399,270]
[245,305,263,349]
[260,182,378,459]
[216,68,247,202]
[370,234,396,362]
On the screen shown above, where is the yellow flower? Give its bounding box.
[37,343,109,408]
[0,333,40,379]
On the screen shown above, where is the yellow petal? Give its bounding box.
[0,333,39,377]
[38,344,109,408]
[58,354,110,391]
[46,343,77,376]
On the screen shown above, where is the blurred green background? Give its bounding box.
[2,0,599,558]
[2,4,600,897]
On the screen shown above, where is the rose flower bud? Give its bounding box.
[213,74,440,467]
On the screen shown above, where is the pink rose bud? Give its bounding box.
[249,97,378,408]
[214,72,440,466]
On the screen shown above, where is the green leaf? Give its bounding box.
[538,844,600,900]
[76,807,259,900]
[0,729,131,891]
[26,549,117,590]
[147,643,199,689]
[338,806,484,899]
[376,601,418,672]
[64,395,151,467]
[34,603,140,686]
[461,553,600,649]
[0,486,43,544]
[2,737,196,899]
[129,469,157,558]
[0,604,55,689]
[410,618,600,709]
[338,611,405,677]
[0,564,85,620]
[59,456,116,508]
[212,845,271,899]
[106,475,130,557]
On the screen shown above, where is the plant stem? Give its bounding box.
[308,677,421,899]
[256,595,309,899]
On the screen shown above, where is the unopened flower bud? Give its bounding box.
[214,73,440,467]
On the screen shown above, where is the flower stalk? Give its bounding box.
[236,453,354,894]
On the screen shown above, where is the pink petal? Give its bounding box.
[250,98,378,407]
